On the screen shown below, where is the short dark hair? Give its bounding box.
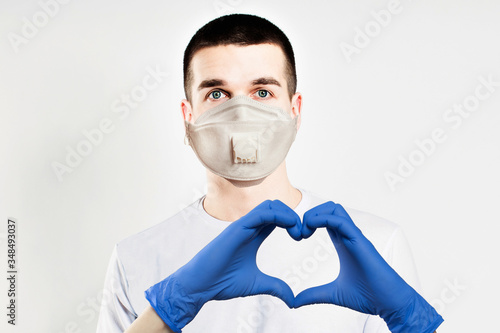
[183,14,297,101]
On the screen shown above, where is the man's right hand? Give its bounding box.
[144,199,302,333]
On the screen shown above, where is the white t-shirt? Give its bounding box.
[97,188,421,332]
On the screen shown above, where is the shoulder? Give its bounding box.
[112,195,230,277]
[112,198,206,273]
[116,199,202,251]
[300,188,399,229]
[345,207,400,237]
[299,188,403,255]
[103,197,229,314]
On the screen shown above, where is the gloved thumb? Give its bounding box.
[252,272,295,308]
[293,282,335,308]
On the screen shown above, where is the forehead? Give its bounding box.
[190,44,287,85]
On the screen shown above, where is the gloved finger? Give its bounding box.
[270,200,302,240]
[304,201,353,221]
[285,224,302,241]
[305,201,337,215]
[301,222,315,239]
[245,200,301,232]
[302,201,337,238]
[331,203,352,220]
[304,214,360,241]
[250,199,293,215]
[252,272,295,308]
[252,224,277,244]
[301,209,316,239]
[255,208,301,242]
[293,283,335,308]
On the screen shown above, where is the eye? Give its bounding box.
[255,90,271,98]
[208,90,227,100]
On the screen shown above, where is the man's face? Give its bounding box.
[182,43,301,125]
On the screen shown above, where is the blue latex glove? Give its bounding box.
[295,201,444,333]
[145,200,302,332]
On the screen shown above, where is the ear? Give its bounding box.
[291,92,302,131]
[181,99,193,123]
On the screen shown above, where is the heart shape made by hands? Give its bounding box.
[256,224,340,298]
[146,200,443,333]
[255,200,425,323]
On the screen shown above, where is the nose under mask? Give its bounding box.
[184,95,298,181]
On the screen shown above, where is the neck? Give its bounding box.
[203,161,302,222]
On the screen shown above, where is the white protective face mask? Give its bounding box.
[184,95,298,181]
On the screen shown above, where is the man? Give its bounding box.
[97,14,443,333]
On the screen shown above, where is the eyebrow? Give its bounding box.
[197,79,227,91]
[197,77,282,91]
[251,77,281,87]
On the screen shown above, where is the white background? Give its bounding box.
[1,0,499,332]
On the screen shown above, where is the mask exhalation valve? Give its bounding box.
[232,133,260,164]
